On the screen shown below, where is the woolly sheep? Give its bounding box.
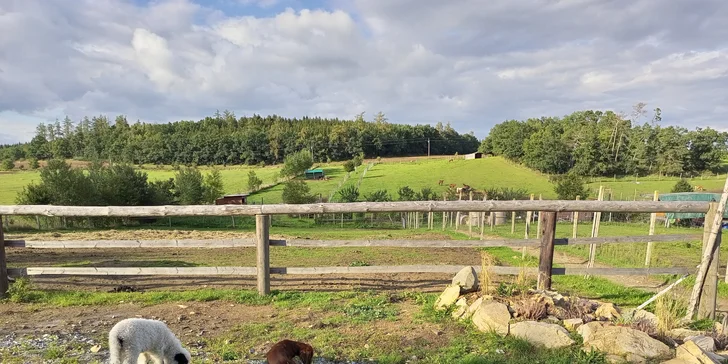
[108,318,191,364]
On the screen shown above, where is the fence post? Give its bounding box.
[587,186,605,273]
[699,203,720,319]
[572,196,580,238]
[468,191,473,234]
[510,199,516,234]
[645,190,659,267]
[442,194,447,231]
[0,215,8,298]
[255,215,271,296]
[536,194,543,239]
[537,212,557,291]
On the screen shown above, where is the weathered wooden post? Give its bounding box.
[587,186,605,272]
[644,190,659,267]
[456,190,463,230]
[442,194,447,231]
[256,215,271,295]
[480,195,487,240]
[468,191,473,234]
[0,215,8,298]
[524,194,534,238]
[700,203,721,319]
[536,194,543,239]
[537,212,557,291]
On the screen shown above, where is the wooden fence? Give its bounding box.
[0,200,721,317]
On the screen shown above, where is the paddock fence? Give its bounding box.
[0,200,721,318]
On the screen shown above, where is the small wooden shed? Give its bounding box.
[464,152,484,160]
[215,193,249,205]
[304,169,325,180]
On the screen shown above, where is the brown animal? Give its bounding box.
[448,183,457,189]
[438,180,444,186]
[266,339,314,364]
[448,159,454,162]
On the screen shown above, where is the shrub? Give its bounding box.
[552,173,590,200]
[338,185,360,203]
[671,179,693,193]
[175,167,206,204]
[364,189,390,202]
[282,180,315,204]
[397,186,416,201]
[247,170,263,192]
[29,158,40,169]
[280,150,313,179]
[202,168,225,203]
[1,159,14,171]
[343,160,355,172]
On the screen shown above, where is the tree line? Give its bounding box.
[18,160,224,207]
[0,111,479,166]
[479,106,728,177]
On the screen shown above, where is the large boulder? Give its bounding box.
[452,266,478,293]
[685,335,716,353]
[472,301,511,335]
[670,340,722,364]
[577,321,609,342]
[434,284,461,311]
[669,328,706,341]
[464,297,486,320]
[510,321,575,349]
[595,303,621,321]
[583,325,671,363]
[452,297,469,319]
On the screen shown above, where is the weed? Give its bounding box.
[350,260,370,267]
[6,277,37,303]
[655,293,687,334]
[688,318,716,331]
[342,296,398,323]
[480,251,496,296]
[42,344,65,360]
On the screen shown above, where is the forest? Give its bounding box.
[0,111,479,166]
[479,107,728,177]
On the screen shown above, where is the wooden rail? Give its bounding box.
[0,200,710,216]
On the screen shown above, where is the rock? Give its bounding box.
[583,326,672,363]
[452,266,479,293]
[714,322,724,334]
[577,321,609,342]
[669,329,705,341]
[542,316,560,325]
[90,345,101,353]
[685,335,716,353]
[627,309,658,326]
[434,284,462,311]
[510,321,575,349]
[595,303,621,321]
[451,298,469,319]
[472,301,511,335]
[674,340,721,364]
[564,318,584,331]
[464,297,485,320]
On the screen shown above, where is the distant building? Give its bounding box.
[464,152,484,160]
[215,193,249,205]
[304,168,325,180]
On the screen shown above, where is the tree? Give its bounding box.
[202,168,225,204]
[671,179,694,193]
[552,174,590,200]
[1,159,14,171]
[247,170,263,192]
[416,187,435,201]
[337,185,360,203]
[522,122,571,174]
[280,150,314,179]
[343,160,355,172]
[352,154,364,167]
[17,159,98,205]
[174,167,205,204]
[29,158,40,169]
[282,180,315,204]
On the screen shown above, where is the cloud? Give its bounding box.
[0,0,727,143]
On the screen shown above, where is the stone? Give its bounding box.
[472,301,511,335]
[542,316,560,325]
[90,345,101,353]
[577,321,609,342]
[583,326,672,363]
[674,340,721,364]
[564,318,584,331]
[434,284,461,311]
[669,328,705,341]
[685,335,716,353]
[510,321,575,349]
[451,298,469,319]
[629,309,659,327]
[452,266,479,293]
[464,297,485,320]
[595,303,621,321]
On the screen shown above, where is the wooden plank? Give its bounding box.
[700,203,721,320]
[645,190,659,266]
[4,239,257,248]
[0,200,710,217]
[6,265,691,277]
[279,239,541,248]
[538,212,557,290]
[587,186,605,273]
[687,175,728,319]
[0,215,8,298]
[256,215,271,295]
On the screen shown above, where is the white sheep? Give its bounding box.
[108,318,191,364]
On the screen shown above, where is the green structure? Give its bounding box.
[304,169,325,180]
[659,192,728,220]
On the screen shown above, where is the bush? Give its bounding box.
[352,153,364,167]
[175,167,206,204]
[29,158,40,169]
[364,189,390,202]
[280,150,313,179]
[552,174,590,200]
[282,180,316,204]
[343,160,355,172]
[482,187,530,201]
[671,179,693,193]
[398,186,416,201]
[1,159,14,170]
[338,185,360,203]
[202,168,225,203]
[247,170,263,192]
[416,187,435,201]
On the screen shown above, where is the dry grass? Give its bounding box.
[480,251,496,296]
[513,298,548,320]
[655,293,687,334]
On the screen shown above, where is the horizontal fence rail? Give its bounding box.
[4,234,704,249]
[0,200,711,216]
[7,266,691,277]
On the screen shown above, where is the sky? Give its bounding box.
[1,0,727,144]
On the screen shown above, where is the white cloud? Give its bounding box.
[0,0,727,143]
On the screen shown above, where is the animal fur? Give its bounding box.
[266,339,314,364]
[108,318,191,364]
